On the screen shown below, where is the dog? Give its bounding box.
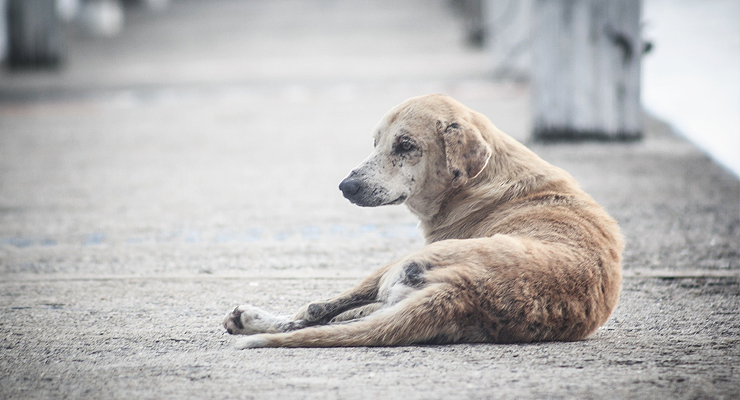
[223,94,623,349]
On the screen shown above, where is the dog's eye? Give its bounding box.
[397,140,415,153]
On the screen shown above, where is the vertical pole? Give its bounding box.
[489,0,533,81]
[531,0,642,140]
[7,0,66,68]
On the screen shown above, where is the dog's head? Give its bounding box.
[339,94,492,216]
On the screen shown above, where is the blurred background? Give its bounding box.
[0,0,737,170]
[0,0,738,276]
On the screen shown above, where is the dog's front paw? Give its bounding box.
[235,335,271,349]
[223,305,274,335]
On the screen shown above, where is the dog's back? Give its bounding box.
[416,101,623,343]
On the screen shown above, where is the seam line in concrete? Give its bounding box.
[1,270,738,283]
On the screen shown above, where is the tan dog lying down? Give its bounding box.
[224,94,623,349]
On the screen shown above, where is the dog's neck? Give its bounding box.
[411,133,569,243]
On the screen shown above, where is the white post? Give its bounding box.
[489,0,533,81]
[531,0,643,140]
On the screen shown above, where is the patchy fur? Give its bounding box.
[223,94,623,348]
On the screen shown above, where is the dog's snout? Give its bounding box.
[339,178,361,198]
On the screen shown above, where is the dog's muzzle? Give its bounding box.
[339,177,363,203]
[339,175,405,207]
[339,172,385,206]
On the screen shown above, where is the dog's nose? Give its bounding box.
[339,178,361,198]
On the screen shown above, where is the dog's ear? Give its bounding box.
[436,120,492,188]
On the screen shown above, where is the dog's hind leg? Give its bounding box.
[292,262,396,325]
[235,283,479,349]
[330,302,384,322]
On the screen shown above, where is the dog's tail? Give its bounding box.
[235,284,474,349]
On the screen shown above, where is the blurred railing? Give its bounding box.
[0,0,167,68]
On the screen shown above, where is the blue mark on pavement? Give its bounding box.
[84,233,105,246]
[329,225,346,235]
[273,231,290,241]
[183,230,201,243]
[0,223,420,248]
[214,228,265,243]
[40,238,58,246]
[359,224,377,233]
[300,226,321,240]
[1,237,35,248]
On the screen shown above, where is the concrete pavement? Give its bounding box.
[1,1,738,399]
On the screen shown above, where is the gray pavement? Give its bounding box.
[1,1,738,399]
